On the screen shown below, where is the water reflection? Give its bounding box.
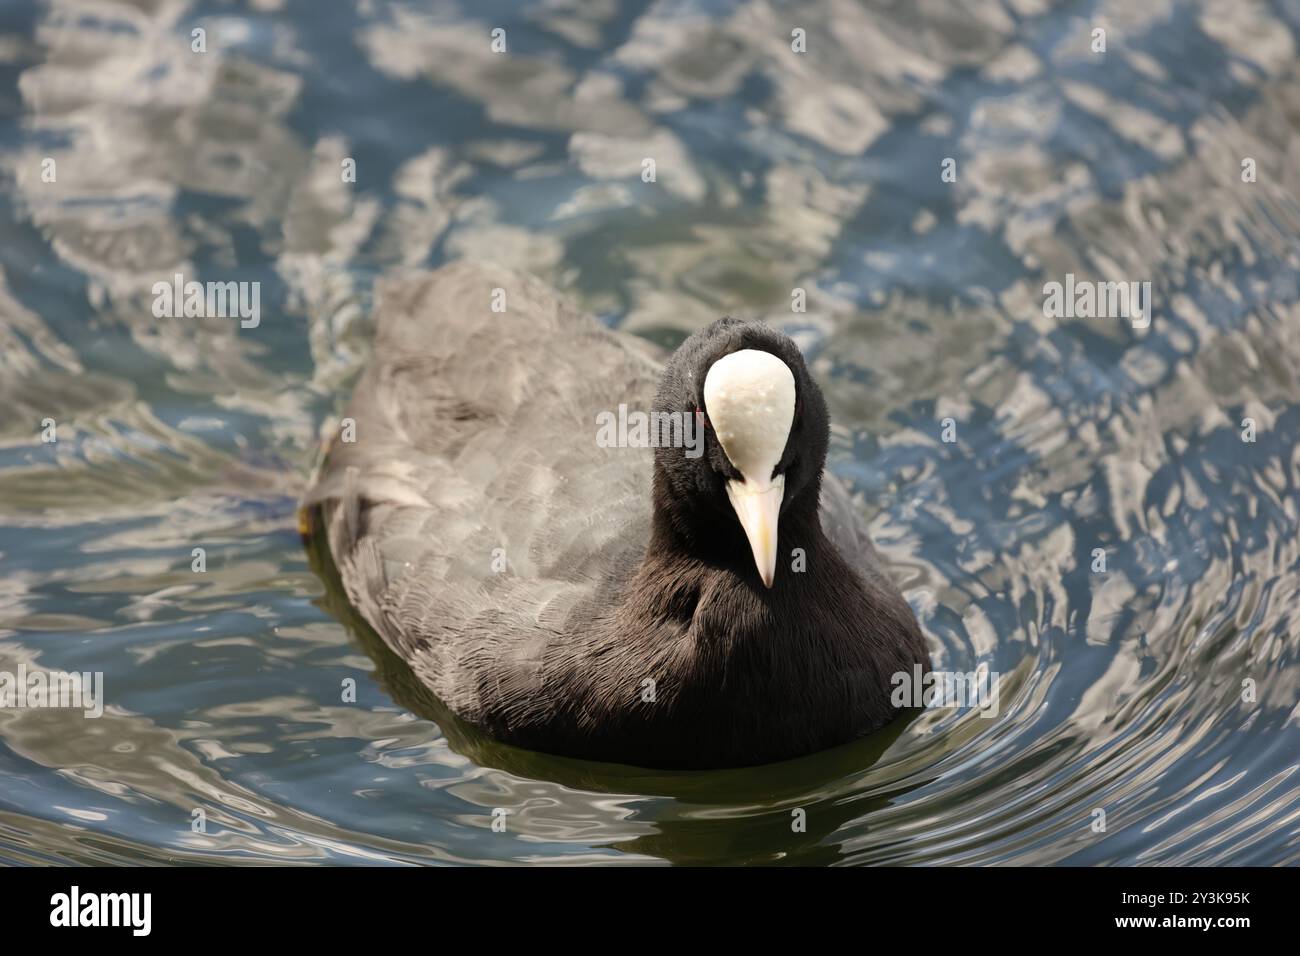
[0,0,1297,865]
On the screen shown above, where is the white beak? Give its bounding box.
[724,473,784,588]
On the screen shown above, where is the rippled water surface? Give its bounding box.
[2,0,1299,865]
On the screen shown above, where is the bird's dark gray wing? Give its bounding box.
[306,262,661,719]
[820,471,895,589]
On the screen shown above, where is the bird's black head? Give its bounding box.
[650,317,830,587]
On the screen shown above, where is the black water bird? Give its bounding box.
[307,262,928,769]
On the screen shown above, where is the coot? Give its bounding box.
[307,262,928,769]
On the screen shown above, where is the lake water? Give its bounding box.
[1,0,1298,865]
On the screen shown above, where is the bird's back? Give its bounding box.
[307,263,661,721]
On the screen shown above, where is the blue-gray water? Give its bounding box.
[1,0,1298,865]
